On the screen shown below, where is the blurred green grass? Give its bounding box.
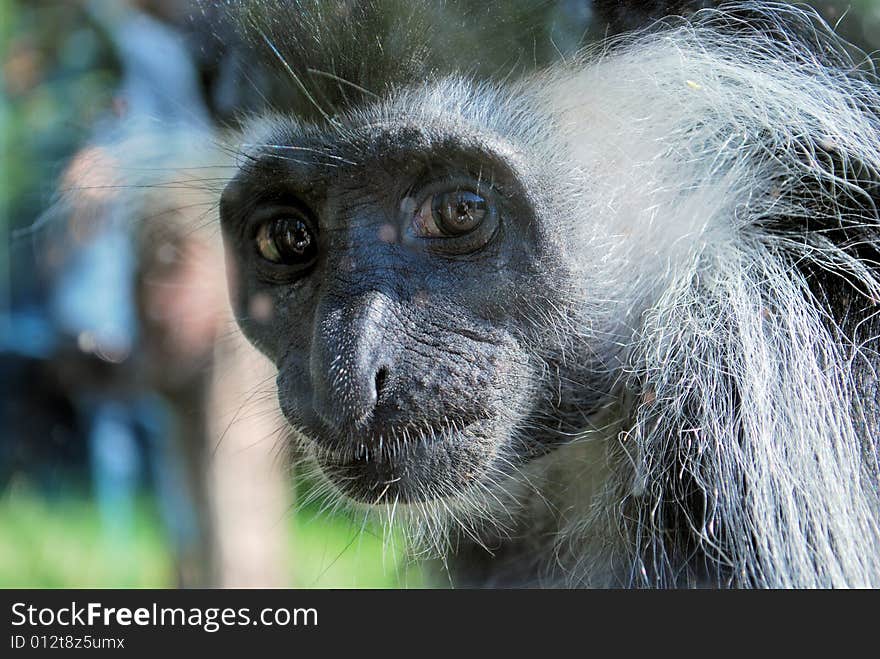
[0,486,422,588]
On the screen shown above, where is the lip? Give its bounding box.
[319,452,434,504]
[305,421,498,504]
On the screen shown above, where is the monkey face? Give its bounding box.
[219,104,594,505]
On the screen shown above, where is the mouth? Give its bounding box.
[304,420,502,504]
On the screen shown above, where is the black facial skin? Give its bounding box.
[220,118,598,504]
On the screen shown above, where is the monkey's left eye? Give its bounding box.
[254,213,318,266]
[414,190,489,237]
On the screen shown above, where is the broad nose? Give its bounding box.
[310,291,393,432]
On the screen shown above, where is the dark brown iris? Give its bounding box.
[432,190,488,235]
[256,215,317,265]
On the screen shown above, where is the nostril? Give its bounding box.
[374,366,389,401]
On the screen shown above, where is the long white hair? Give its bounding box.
[515,2,880,587]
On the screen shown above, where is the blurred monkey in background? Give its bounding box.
[44,0,288,586]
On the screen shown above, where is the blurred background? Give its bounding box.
[1,0,878,588]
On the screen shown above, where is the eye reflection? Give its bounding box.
[255,215,317,266]
[413,189,488,237]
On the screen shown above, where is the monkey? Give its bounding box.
[205,0,880,588]
[43,0,880,588]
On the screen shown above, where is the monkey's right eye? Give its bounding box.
[254,214,318,266]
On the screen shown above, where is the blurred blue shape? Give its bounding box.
[88,400,141,542]
[50,218,138,360]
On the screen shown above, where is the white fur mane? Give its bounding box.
[526,2,880,587]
